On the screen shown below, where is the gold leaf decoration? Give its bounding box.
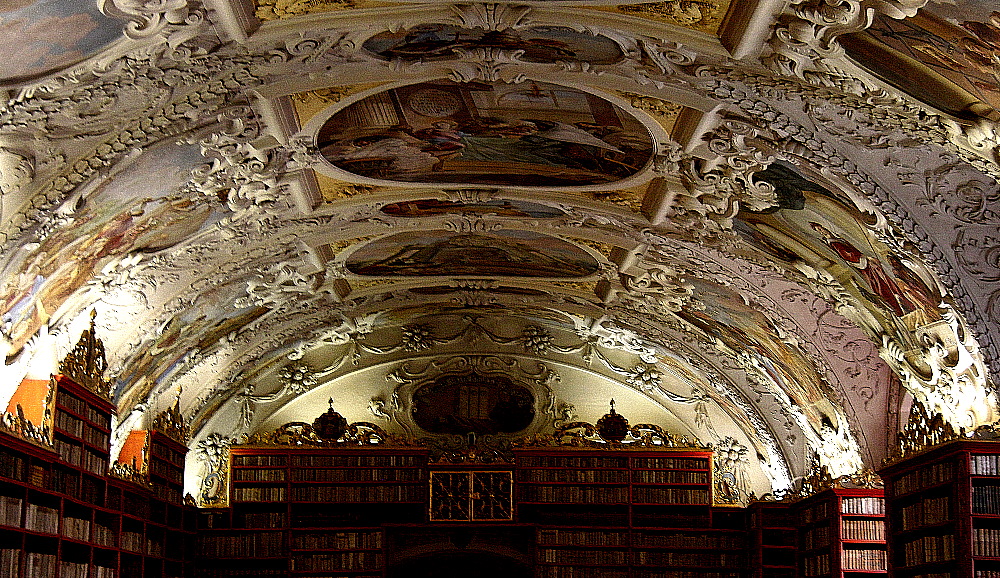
[349,278,399,291]
[238,421,407,446]
[256,0,355,21]
[549,281,598,293]
[327,236,376,256]
[573,239,616,260]
[612,0,728,34]
[59,311,112,400]
[617,92,683,133]
[291,83,388,126]
[888,398,960,463]
[152,399,190,445]
[592,189,644,212]
[515,421,709,449]
[314,172,378,202]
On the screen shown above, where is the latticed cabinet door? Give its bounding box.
[430,472,471,521]
[429,471,513,521]
[472,472,513,521]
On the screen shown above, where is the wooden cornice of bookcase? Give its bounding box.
[516,421,711,450]
[238,420,409,447]
[109,460,153,488]
[58,311,112,401]
[753,459,883,504]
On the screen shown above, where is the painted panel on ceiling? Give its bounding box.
[363,25,624,64]
[380,199,566,218]
[317,80,654,187]
[0,0,121,82]
[0,143,220,354]
[345,230,600,277]
[736,161,945,333]
[843,2,1000,119]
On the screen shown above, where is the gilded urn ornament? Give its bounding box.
[313,398,348,441]
[596,399,629,443]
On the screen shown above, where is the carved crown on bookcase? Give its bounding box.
[59,311,112,400]
[109,461,153,488]
[885,398,1000,465]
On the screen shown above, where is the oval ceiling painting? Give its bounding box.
[317,80,654,187]
[363,25,625,65]
[345,230,600,277]
[0,0,122,82]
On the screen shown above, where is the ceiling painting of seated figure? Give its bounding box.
[345,230,600,278]
[316,80,654,187]
[362,24,626,65]
[737,162,946,335]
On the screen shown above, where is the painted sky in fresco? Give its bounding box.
[0,143,219,353]
[0,0,121,82]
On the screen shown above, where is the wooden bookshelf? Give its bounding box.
[749,500,797,578]
[195,447,431,577]
[881,439,1000,578]
[202,444,749,578]
[798,488,887,578]
[516,448,745,578]
[0,374,202,578]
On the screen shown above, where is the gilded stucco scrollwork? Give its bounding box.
[195,433,234,507]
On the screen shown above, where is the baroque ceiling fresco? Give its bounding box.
[0,0,998,504]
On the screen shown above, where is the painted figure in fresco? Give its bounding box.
[846,9,1000,118]
[364,25,624,65]
[347,232,598,278]
[809,222,917,318]
[317,80,653,187]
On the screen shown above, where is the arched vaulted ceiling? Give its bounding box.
[0,0,998,501]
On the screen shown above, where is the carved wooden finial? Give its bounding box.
[152,395,189,444]
[59,311,112,400]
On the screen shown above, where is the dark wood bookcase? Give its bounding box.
[1,374,197,578]
[798,488,887,578]
[880,439,1000,578]
[749,500,797,578]
[197,446,431,578]
[203,444,748,578]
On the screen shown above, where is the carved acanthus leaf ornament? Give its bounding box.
[99,0,207,41]
[764,0,927,80]
[672,117,780,242]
